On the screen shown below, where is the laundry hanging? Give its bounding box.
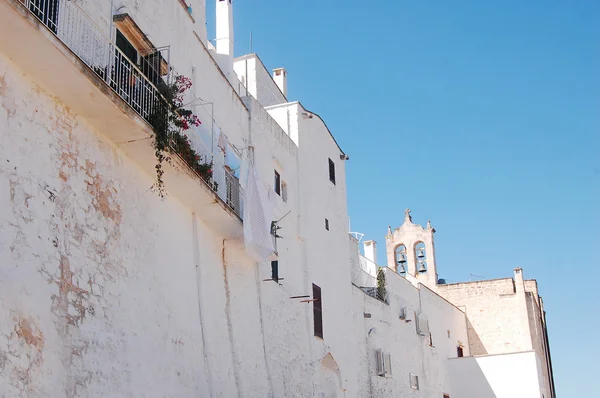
[243,164,276,261]
[217,130,228,154]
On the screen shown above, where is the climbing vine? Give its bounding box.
[148,75,210,197]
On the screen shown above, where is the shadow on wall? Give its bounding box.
[449,357,497,398]
[466,317,488,356]
[315,353,343,398]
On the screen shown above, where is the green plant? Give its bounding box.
[148,75,203,197]
[377,268,387,302]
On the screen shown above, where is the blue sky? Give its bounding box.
[208,1,599,395]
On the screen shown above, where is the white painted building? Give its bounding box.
[0,1,554,397]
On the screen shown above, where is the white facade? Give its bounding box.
[0,1,554,397]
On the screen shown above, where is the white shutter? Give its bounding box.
[376,350,385,376]
[376,350,392,377]
[417,313,430,336]
[383,353,392,376]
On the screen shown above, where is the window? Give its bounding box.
[444,395,451,398]
[313,284,323,338]
[410,373,419,390]
[457,346,464,358]
[328,158,336,184]
[113,14,168,86]
[271,261,279,282]
[325,219,329,231]
[116,30,139,64]
[274,170,281,195]
[281,181,288,202]
[447,330,451,338]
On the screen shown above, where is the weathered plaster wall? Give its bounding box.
[0,53,210,397]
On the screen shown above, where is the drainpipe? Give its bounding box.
[191,213,214,397]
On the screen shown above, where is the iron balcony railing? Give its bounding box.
[21,0,244,219]
[25,0,164,121]
[178,128,244,219]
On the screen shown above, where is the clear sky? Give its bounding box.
[209,1,599,395]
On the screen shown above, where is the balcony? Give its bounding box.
[1,0,243,238]
[352,256,388,304]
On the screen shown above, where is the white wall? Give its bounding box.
[234,54,287,108]
[448,351,545,398]
[351,254,469,397]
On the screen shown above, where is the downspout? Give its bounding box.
[192,213,214,398]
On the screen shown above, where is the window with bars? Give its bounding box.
[313,284,323,338]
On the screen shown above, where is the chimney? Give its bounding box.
[363,240,377,264]
[216,0,234,73]
[272,68,287,97]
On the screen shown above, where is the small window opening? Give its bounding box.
[328,158,336,184]
[313,284,323,338]
[457,346,464,358]
[325,219,329,231]
[447,330,451,338]
[274,170,281,195]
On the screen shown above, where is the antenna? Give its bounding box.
[348,217,364,242]
[469,273,485,282]
[249,30,253,53]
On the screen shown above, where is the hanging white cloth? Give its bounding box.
[243,164,276,261]
[217,130,228,154]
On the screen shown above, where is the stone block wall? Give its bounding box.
[437,278,531,355]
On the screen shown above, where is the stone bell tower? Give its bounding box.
[385,209,438,290]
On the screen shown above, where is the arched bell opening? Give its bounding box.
[414,241,428,273]
[395,244,407,275]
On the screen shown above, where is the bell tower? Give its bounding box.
[385,209,438,290]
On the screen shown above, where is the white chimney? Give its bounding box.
[363,240,377,264]
[216,0,234,73]
[272,68,287,97]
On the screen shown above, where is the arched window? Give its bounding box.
[415,242,427,273]
[395,244,407,275]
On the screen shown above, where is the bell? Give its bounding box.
[417,248,425,259]
[399,264,407,274]
[397,255,407,264]
[418,261,427,273]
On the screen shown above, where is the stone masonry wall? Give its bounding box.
[437,278,531,355]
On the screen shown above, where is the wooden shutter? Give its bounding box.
[313,284,323,338]
[271,261,279,282]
